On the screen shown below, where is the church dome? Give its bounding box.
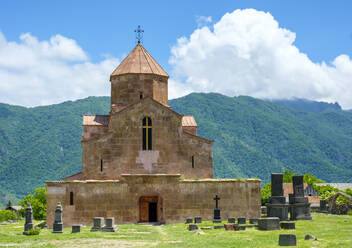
[110,43,169,79]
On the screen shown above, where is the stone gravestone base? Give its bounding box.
[102,217,118,232]
[185,218,193,224]
[228,217,236,223]
[72,225,82,233]
[258,217,280,231]
[188,224,198,231]
[91,217,104,232]
[318,199,328,213]
[280,221,295,230]
[290,176,312,221]
[194,217,202,224]
[214,225,224,229]
[238,217,246,224]
[279,234,297,246]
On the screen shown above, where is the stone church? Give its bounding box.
[46,41,261,226]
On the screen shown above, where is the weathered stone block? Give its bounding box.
[279,234,296,246]
[188,224,198,231]
[238,217,246,224]
[249,218,258,224]
[72,225,82,233]
[102,217,118,232]
[194,217,202,224]
[185,218,193,224]
[258,217,280,231]
[90,217,104,232]
[214,225,224,229]
[224,224,234,230]
[228,217,236,223]
[280,221,295,230]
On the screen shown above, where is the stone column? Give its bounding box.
[266,173,289,220]
[23,203,34,235]
[52,202,64,233]
[289,175,312,220]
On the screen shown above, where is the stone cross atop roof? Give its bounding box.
[110,43,169,78]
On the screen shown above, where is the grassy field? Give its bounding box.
[0,213,351,248]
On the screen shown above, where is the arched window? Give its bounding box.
[142,117,152,150]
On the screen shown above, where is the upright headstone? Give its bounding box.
[238,217,246,224]
[289,175,312,220]
[319,199,328,213]
[91,217,104,231]
[228,217,236,223]
[194,216,202,223]
[23,203,34,235]
[213,195,221,223]
[279,234,297,246]
[52,202,63,233]
[266,174,289,220]
[72,224,82,233]
[102,217,118,232]
[185,218,193,224]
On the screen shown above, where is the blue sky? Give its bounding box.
[0,1,351,108]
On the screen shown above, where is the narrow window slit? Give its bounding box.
[100,159,103,172]
[70,192,74,205]
[192,155,194,168]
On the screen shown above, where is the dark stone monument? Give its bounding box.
[72,224,82,233]
[258,217,280,231]
[224,224,234,230]
[102,217,118,232]
[289,175,312,220]
[319,199,328,213]
[213,195,221,223]
[266,174,289,221]
[185,218,193,224]
[228,217,236,223]
[194,216,202,224]
[91,217,104,231]
[23,203,34,235]
[280,221,295,230]
[214,225,224,229]
[188,224,198,231]
[249,218,258,224]
[279,234,297,246]
[52,202,63,233]
[238,217,246,224]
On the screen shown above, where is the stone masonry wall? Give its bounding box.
[46,175,261,227]
[82,98,213,180]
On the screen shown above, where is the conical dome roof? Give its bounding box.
[111,43,169,78]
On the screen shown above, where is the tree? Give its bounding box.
[283,170,296,183]
[6,200,12,209]
[18,187,46,220]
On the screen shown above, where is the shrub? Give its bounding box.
[348,210,352,216]
[261,183,271,205]
[18,187,46,220]
[0,210,18,222]
[25,228,41,236]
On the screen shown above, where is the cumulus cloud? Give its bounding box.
[196,16,212,28]
[0,32,118,106]
[170,9,352,109]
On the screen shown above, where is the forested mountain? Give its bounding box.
[1,93,352,207]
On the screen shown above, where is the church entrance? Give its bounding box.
[139,196,159,222]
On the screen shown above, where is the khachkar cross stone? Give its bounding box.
[213,195,221,223]
[52,202,63,233]
[23,203,34,235]
[134,25,144,44]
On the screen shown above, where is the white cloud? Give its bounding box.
[196,16,212,28]
[0,32,118,107]
[170,9,352,109]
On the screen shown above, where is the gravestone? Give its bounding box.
[224,223,234,230]
[289,175,312,220]
[72,224,82,233]
[319,199,328,213]
[194,216,202,223]
[188,224,198,231]
[214,225,224,229]
[52,202,63,233]
[258,217,280,231]
[23,203,34,235]
[213,195,222,223]
[280,221,295,230]
[261,206,267,215]
[249,218,258,224]
[228,217,236,223]
[185,218,193,224]
[266,174,289,221]
[279,234,297,246]
[102,217,118,232]
[238,217,246,224]
[90,217,104,231]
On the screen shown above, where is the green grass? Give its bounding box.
[0,213,351,247]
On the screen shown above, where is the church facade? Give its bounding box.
[46,42,261,226]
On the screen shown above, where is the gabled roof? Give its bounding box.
[182,115,198,127]
[111,43,169,78]
[83,115,109,126]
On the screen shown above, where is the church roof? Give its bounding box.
[83,115,109,126]
[111,43,169,78]
[182,115,198,127]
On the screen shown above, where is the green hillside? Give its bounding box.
[1,93,352,207]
